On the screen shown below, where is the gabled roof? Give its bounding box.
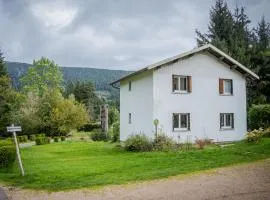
[111,44,259,85]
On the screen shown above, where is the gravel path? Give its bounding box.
[1,159,270,200]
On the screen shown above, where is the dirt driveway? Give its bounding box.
[1,159,270,200]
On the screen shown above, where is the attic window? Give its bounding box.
[219,79,233,95]
[172,75,192,93]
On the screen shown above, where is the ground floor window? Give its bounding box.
[173,113,190,131]
[220,113,234,129]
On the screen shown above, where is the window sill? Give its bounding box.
[220,127,234,131]
[172,91,189,94]
[219,93,233,96]
[173,129,190,132]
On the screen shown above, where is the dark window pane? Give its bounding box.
[173,77,179,91]
[225,114,231,126]
[180,114,187,128]
[180,77,187,91]
[173,114,179,128]
[221,114,224,127]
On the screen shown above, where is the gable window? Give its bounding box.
[220,113,234,129]
[128,113,132,124]
[172,75,192,93]
[173,113,190,131]
[128,81,132,91]
[219,79,233,95]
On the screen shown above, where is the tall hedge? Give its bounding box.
[248,104,270,129]
[0,140,16,168]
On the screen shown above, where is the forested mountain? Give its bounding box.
[6,61,131,102]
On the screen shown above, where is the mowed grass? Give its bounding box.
[0,139,270,191]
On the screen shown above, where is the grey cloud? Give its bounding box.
[0,0,269,70]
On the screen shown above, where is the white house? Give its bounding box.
[111,44,259,143]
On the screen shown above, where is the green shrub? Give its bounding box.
[0,140,16,168]
[90,129,108,141]
[153,134,176,151]
[246,128,264,143]
[124,134,153,152]
[54,137,59,142]
[60,136,66,141]
[79,123,101,132]
[29,135,36,141]
[112,122,120,142]
[35,137,51,145]
[17,135,28,143]
[35,133,46,138]
[248,104,270,129]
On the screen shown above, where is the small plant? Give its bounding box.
[112,122,120,142]
[17,135,28,143]
[54,137,59,142]
[0,140,16,168]
[153,134,176,151]
[246,128,264,143]
[124,134,153,152]
[60,136,66,141]
[262,128,270,138]
[195,138,206,149]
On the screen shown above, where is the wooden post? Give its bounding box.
[8,124,24,176]
[100,104,108,135]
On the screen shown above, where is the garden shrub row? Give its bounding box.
[246,127,270,143]
[17,135,28,143]
[248,104,270,130]
[35,137,51,145]
[90,129,109,141]
[79,122,101,132]
[0,140,16,168]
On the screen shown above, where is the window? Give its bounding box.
[219,79,233,95]
[128,113,131,124]
[172,75,192,93]
[173,113,190,131]
[220,113,234,129]
[128,81,132,91]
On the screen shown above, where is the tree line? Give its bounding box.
[0,55,118,137]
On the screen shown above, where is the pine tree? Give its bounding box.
[196,0,234,52]
[0,50,7,76]
[255,16,270,50]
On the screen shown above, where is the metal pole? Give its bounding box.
[12,124,25,176]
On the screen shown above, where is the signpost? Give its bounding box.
[7,124,24,176]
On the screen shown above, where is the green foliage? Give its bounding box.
[0,139,15,168]
[248,104,270,129]
[153,134,176,151]
[124,134,153,152]
[35,137,50,145]
[65,81,103,121]
[29,135,36,141]
[0,50,7,76]
[79,122,101,132]
[90,129,108,141]
[49,94,89,135]
[108,106,119,126]
[17,135,28,143]
[0,76,22,136]
[111,121,120,142]
[60,136,66,141]
[54,137,59,142]
[246,128,264,143]
[20,57,63,96]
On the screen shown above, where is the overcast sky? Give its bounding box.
[0,0,269,70]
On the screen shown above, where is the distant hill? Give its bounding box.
[6,61,132,101]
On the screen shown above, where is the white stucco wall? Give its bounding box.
[153,52,247,143]
[120,70,154,141]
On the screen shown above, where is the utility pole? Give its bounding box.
[7,124,24,176]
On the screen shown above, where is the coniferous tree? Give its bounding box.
[0,50,7,76]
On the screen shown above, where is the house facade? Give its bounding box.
[111,44,259,143]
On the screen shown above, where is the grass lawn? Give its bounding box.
[0,139,270,191]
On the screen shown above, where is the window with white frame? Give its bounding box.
[220,113,234,129]
[173,75,188,93]
[173,113,190,131]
